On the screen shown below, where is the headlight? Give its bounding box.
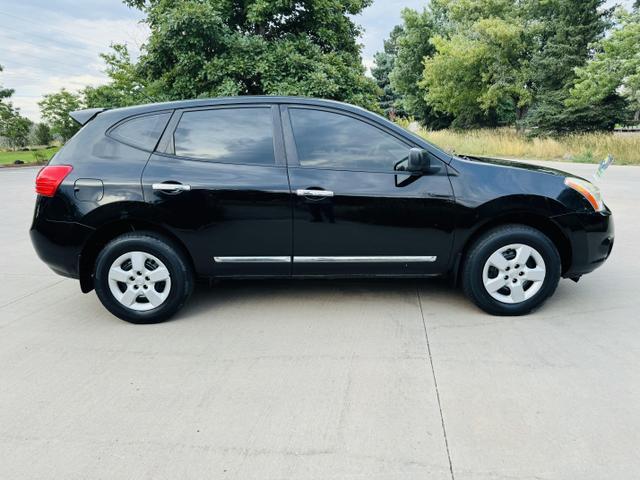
[564,177,605,212]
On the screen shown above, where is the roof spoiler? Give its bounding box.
[69,107,107,126]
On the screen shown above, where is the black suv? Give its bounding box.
[31,97,614,323]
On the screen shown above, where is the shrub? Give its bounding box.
[32,150,47,163]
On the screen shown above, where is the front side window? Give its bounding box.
[289,108,410,172]
[173,108,275,165]
[110,112,172,151]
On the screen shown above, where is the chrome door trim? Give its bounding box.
[296,189,334,197]
[152,183,191,192]
[293,256,437,263]
[214,256,291,263]
[213,256,437,263]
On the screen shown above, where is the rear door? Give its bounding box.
[142,104,292,277]
[282,105,456,277]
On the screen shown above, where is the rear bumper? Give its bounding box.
[554,209,614,278]
[30,217,94,280]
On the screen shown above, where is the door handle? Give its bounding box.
[296,189,334,198]
[152,183,191,192]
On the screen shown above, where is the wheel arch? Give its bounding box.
[452,212,572,285]
[78,218,195,293]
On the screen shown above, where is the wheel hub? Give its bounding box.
[482,243,546,305]
[107,251,172,312]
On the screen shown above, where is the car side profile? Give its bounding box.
[30,97,614,323]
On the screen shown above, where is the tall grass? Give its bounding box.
[400,123,640,165]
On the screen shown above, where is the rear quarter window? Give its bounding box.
[109,112,172,151]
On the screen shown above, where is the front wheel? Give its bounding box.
[94,232,194,324]
[462,225,561,316]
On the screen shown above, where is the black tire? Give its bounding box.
[94,232,194,324]
[461,225,561,316]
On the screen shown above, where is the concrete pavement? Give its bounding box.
[0,162,638,479]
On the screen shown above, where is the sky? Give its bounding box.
[0,0,635,122]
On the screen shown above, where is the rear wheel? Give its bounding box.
[94,232,194,324]
[462,225,561,316]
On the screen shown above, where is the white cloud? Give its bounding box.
[54,17,149,54]
[0,8,148,122]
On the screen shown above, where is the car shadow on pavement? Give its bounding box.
[176,277,476,322]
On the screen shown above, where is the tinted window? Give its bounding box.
[289,108,410,171]
[174,108,275,165]
[110,112,171,151]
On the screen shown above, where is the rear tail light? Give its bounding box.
[35,165,73,197]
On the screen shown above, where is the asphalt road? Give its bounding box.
[1,162,638,480]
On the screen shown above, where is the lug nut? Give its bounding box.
[512,279,517,283]
[506,267,510,271]
[515,264,520,269]
[137,271,142,276]
[129,276,135,281]
[133,285,139,290]
[504,275,509,280]
[519,272,524,276]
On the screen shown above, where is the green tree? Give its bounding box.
[527,0,610,93]
[409,0,614,132]
[569,8,640,124]
[389,1,522,129]
[1,109,32,150]
[389,8,451,128]
[0,65,13,102]
[38,89,83,141]
[421,14,531,128]
[527,90,627,134]
[429,0,517,30]
[0,64,16,130]
[118,0,379,110]
[371,25,405,118]
[524,0,614,133]
[83,44,153,109]
[0,65,31,150]
[33,123,52,146]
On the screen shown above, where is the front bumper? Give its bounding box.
[554,209,614,278]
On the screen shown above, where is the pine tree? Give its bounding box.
[525,0,616,133]
[371,26,405,118]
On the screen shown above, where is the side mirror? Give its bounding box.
[408,148,430,172]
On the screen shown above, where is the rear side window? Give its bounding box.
[173,108,275,165]
[289,108,410,172]
[110,112,171,151]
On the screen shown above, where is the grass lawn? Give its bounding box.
[402,125,640,166]
[0,147,61,166]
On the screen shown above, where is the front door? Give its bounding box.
[282,106,456,276]
[142,104,292,277]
